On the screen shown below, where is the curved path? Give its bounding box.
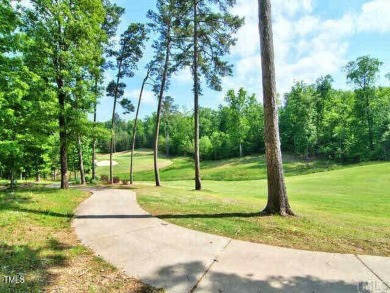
[73,189,390,293]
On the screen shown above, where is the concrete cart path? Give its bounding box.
[73,189,390,293]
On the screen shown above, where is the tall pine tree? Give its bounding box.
[175,0,244,190]
[258,0,294,215]
[106,23,147,184]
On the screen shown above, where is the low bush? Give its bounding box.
[100,175,108,183]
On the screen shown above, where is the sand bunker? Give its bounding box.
[95,160,118,167]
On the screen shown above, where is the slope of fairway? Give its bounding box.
[129,152,350,181]
[96,149,173,179]
[136,162,390,256]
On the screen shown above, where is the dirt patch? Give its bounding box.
[44,229,163,293]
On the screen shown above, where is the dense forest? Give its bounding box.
[99,66,390,163]
[1,0,389,190]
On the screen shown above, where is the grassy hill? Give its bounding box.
[135,162,390,256]
[95,149,173,179]
[96,150,349,181]
[96,149,390,255]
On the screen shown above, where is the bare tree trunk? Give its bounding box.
[239,141,243,157]
[35,170,40,182]
[193,0,202,191]
[10,171,15,191]
[110,55,124,185]
[77,136,86,185]
[154,31,171,187]
[130,69,151,184]
[258,0,294,216]
[92,78,98,181]
[58,89,69,189]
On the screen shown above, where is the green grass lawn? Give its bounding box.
[97,150,347,181]
[96,149,172,179]
[0,187,159,292]
[135,162,390,256]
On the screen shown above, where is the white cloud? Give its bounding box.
[357,0,390,33]
[172,67,193,83]
[229,0,390,96]
[124,89,156,106]
[272,0,313,17]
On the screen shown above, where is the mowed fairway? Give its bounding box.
[135,162,390,256]
[96,149,173,179]
[109,152,345,181]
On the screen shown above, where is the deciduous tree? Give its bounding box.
[345,56,383,152]
[22,0,107,189]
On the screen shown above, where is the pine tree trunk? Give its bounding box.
[77,136,86,185]
[258,0,294,216]
[130,70,150,184]
[193,0,202,191]
[109,118,115,184]
[110,54,124,185]
[154,36,171,187]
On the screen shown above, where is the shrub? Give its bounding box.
[100,175,108,183]
[113,176,120,184]
[122,180,129,185]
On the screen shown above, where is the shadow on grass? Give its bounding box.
[1,206,73,218]
[0,240,68,293]
[75,212,261,219]
[143,261,371,293]
[0,186,106,219]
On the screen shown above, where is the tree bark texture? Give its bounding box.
[130,69,150,184]
[110,54,124,184]
[193,0,202,191]
[58,89,69,189]
[92,78,98,180]
[258,0,293,216]
[154,33,171,187]
[77,135,86,185]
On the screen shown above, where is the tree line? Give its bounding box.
[1,0,124,188]
[0,0,244,191]
[2,0,388,215]
[99,57,390,164]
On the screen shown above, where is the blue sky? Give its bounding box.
[97,0,390,121]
